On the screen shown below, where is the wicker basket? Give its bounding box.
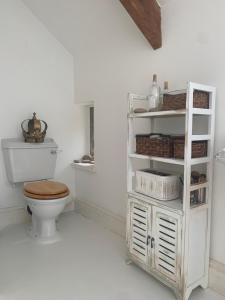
[136,134,173,158]
[162,90,209,111]
[135,169,180,201]
[173,136,207,159]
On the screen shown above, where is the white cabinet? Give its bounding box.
[128,199,151,265]
[127,198,182,285]
[152,206,181,284]
[126,82,216,300]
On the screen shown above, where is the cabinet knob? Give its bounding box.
[151,237,155,249]
[146,235,151,246]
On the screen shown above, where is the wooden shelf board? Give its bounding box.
[128,109,186,118]
[128,191,183,215]
[191,157,210,165]
[128,108,212,118]
[129,154,210,165]
[129,153,184,165]
[192,108,212,115]
[190,203,208,211]
[190,182,208,192]
[191,135,211,141]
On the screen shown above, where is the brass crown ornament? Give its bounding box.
[21,112,48,143]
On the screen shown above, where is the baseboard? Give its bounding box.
[209,259,225,297]
[76,198,225,297]
[63,198,75,213]
[0,206,30,231]
[75,198,126,238]
[0,198,75,232]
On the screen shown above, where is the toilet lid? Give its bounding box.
[24,181,70,200]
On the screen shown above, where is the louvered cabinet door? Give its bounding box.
[152,207,181,284]
[128,198,151,265]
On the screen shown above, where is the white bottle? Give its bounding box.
[148,74,160,111]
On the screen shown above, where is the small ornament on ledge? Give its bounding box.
[133,108,148,114]
[73,154,94,165]
[21,112,48,143]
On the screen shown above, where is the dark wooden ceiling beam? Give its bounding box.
[120,0,162,50]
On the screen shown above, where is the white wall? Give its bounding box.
[18,0,225,266]
[0,0,79,210]
[75,0,225,267]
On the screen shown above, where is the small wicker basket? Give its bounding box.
[135,169,180,201]
[162,90,209,111]
[136,134,173,158]
[173,136,207,159]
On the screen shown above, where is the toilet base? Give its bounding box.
[25,195,68,244]
[28,215,61,244]
[28,228,62,244]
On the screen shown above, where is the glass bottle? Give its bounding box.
[148,74,160,111]
[159,81,169,110]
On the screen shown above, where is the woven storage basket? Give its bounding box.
[135,169,180,201]
[136,134,173,158]
[162,90,209,111]
[173,136,207,159]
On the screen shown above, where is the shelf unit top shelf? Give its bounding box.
[129,153,210,165]
[128,108,212,118]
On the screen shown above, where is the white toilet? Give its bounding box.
[2,138,70,243]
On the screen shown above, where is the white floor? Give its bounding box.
[0,212,224,300]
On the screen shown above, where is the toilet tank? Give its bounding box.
[2,138,58,183]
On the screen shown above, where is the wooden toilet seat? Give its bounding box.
[24,181,70,200]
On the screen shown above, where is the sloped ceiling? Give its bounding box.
[22,0,86,54]
[22,0,170,54]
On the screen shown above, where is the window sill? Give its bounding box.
[71,162,96,173]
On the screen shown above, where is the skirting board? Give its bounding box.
[0,206,30,231]
[75,198,126,238]
[0,198,75,232]
[76,198,225,297]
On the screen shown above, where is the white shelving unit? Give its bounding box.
[126,82,216,300]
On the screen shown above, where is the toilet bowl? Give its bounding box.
[24,181,70,243]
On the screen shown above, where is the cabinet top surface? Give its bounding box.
[128,192,184,215]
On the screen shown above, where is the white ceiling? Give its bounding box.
[22,0,170,55]
[22,0,90,54]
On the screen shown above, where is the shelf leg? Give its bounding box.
[125,249,133,265]
[177,287,193,300]
[200,276,209,289]
[125,258,133,265]
[177,294,189,300]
